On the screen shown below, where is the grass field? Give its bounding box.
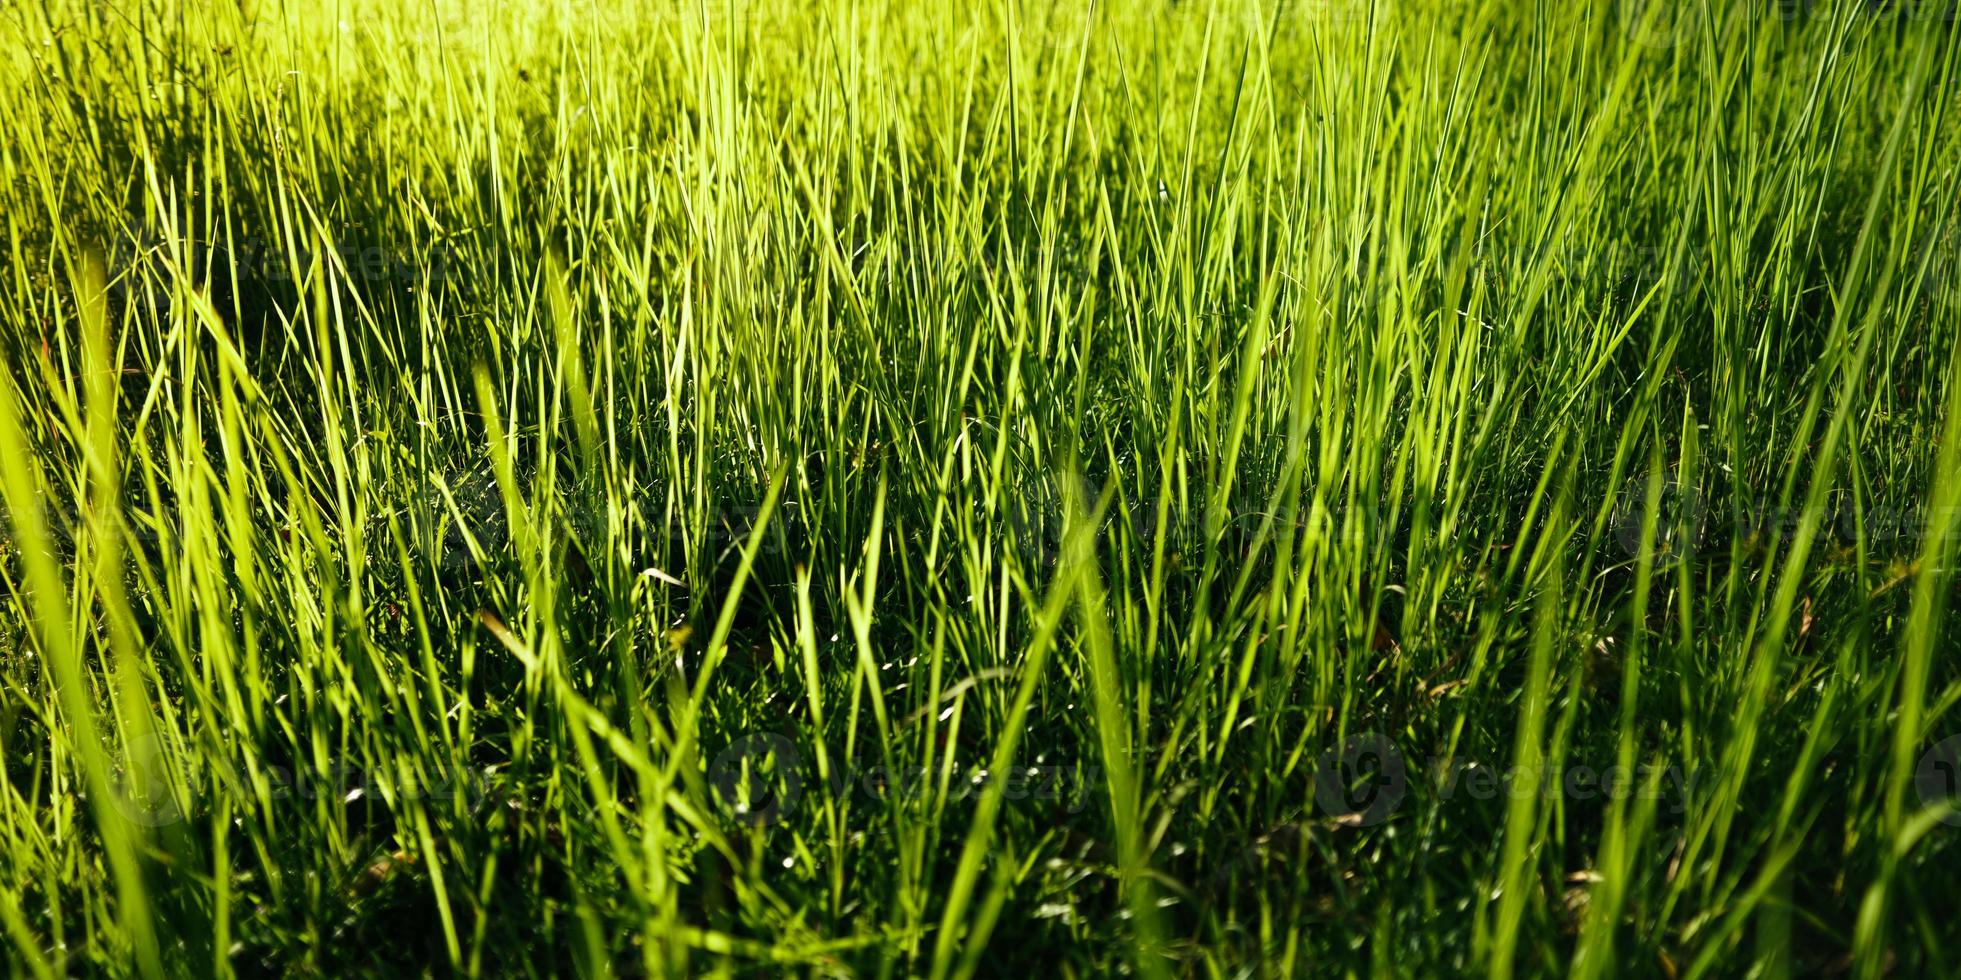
[4,0,1961,975]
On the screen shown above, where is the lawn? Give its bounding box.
[2,0,1960,975]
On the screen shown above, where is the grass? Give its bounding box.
[2,0,1960,974]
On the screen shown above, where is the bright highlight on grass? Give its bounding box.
[3,0,1960,975]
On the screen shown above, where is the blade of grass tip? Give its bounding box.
[0,355,162,979]
[1572,448,1666,980]
[1192,266,1276,644]
[1699,33,1938,944]
[1064,464,1170,978]
[478,605,648,971]
[661,462,789,788]
[928,491,1108,980]
[791,561,846,914]
[79,244,212,948]
[546,248,601,473]
[843,471,897,779]
[0,888,54,980]
[473,362,544,613]
[1485,451,1572,980]
[77,246,160,744]
[1856,264,1961,976]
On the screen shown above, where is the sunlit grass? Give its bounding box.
[2,0,1959,975]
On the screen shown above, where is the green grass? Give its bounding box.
[3,0,1960,975]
